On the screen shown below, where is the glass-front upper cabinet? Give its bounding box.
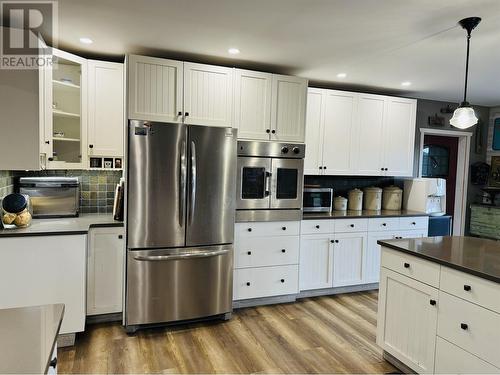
[42,48,87,169]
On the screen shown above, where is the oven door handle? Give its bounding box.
[265,171,272,196]
[133,248,230,262]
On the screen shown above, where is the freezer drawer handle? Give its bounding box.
[133,248,229,261]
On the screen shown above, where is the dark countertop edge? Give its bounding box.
[43,304,65,375]
[0,222,124,238]
[302,212,429,220]
[377,240,500,284]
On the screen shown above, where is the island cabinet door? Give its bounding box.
[377,267,439,374]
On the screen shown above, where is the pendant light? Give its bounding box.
[450,17,481,129]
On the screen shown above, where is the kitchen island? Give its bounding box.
[0,304,64,374]
[376,236,500,374]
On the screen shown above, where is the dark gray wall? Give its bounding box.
[414,99,490,234]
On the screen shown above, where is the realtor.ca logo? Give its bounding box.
[0,1,58,69]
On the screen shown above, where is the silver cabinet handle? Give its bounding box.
[190,140,197,224]
[133,248,229,261]
[179,140,186,227]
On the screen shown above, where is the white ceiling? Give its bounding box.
[52,0,500,106]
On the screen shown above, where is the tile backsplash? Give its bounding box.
[0,170,123,214]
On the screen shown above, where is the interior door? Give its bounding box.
[236,157,272,210]
[270,158,304,209]
[127,121,187,249]
[186,125,237,247]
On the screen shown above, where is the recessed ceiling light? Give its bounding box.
[401,81,412,87]
[79,37,93,44]
[336,73,347,78]
[228,48,240,55]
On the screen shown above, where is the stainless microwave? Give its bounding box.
[303,188,333,212]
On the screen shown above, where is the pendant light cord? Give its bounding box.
[463,31,471,104]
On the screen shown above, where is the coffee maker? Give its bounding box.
[403,178,446,216]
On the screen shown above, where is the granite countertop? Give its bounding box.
[0,304,64,374]
[0,213,123,237]
[303,209,428,220]
[378,236,500,284]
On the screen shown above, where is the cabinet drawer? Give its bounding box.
[381,247,440,287]
[368,217,399,232]
[233,265,299,300]
[435,336,499,374]
[234,236,299,269]
[300,220,334,235]
[437,291,500,368]
[334,218,368,233]
[235,221,300,238]
[399,216,428,231]
[440,266,500,313]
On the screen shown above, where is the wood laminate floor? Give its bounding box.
[58,291,395,374]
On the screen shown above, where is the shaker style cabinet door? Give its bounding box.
[299,235,333,291]
[354,94,386,175]
[321,90,358,175]
[377,268,438,373]
[383,97,416,176]
[183,62,233,127]
[87,60,124,158]
[304,88,325,175]
[87,227,125,315]
[127,55,183,123]
[233,69,272,140]
[270,74,307,142]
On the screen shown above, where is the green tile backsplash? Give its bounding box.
[0,170,123,214]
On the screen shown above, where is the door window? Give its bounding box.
[242,167,266,199]
[276,168,298,199]
[422,145,449,177]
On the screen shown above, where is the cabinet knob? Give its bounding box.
[271,130,276,134]
[412,222,416,225]
[315,225,320,229]
[330,240,335,244]
[178,111,182,116]
[319,166,323,170]
[335,240,339,243]
[282,226,287,231]
[281,249,286,253]
[404,262,410,268]
[45,140,50,145]
[280,279,285,283]
[247,228,252,232]
[89,144,94,149]
[48,157,54,161]
[266,129,271,133]
[381,167,384,171]
[461,323,469,330]
[464,285,471,291]
[385,168,388,171]
[323,166,327,169]
[247,251,252,255]
[350,224,354,228]
[265,190,270,196]
[382,223,387,226]
[429,299,436,306]
[185,112,189,117]
[246,282,251,286]
[49,358,57,368]
[118,234,123,239]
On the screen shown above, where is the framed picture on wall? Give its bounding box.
[493,117,500,150]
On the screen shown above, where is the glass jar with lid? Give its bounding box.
[1,193,33,229]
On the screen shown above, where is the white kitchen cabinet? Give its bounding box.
[270,74,307,142]
[0,235,86,334]
[87,227,125,316]
[332,232,367,287]
[377,267,438,373]
[127,54,183,123]
[299,235,333,290]
[87,60,124,158]
[183,62,233,127]
[382,97,416,176]
[304,88,324,174]
[44,49,88,169]
[365,232,396,283]
[355,94,386,175]
[233,69,272,140]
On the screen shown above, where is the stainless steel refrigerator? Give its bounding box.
[125,120,237,330]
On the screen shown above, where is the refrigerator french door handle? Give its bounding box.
[179,140,186,227]
[133,248,229,261]
[189,140,197,224]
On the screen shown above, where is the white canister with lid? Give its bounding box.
[348,189,363,211]
[334,196,348,211]
[364,186,382,211]
[382,185,403,211]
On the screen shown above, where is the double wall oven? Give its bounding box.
[236,140,305,221]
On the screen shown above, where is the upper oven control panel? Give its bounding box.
[237,140,305,159]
